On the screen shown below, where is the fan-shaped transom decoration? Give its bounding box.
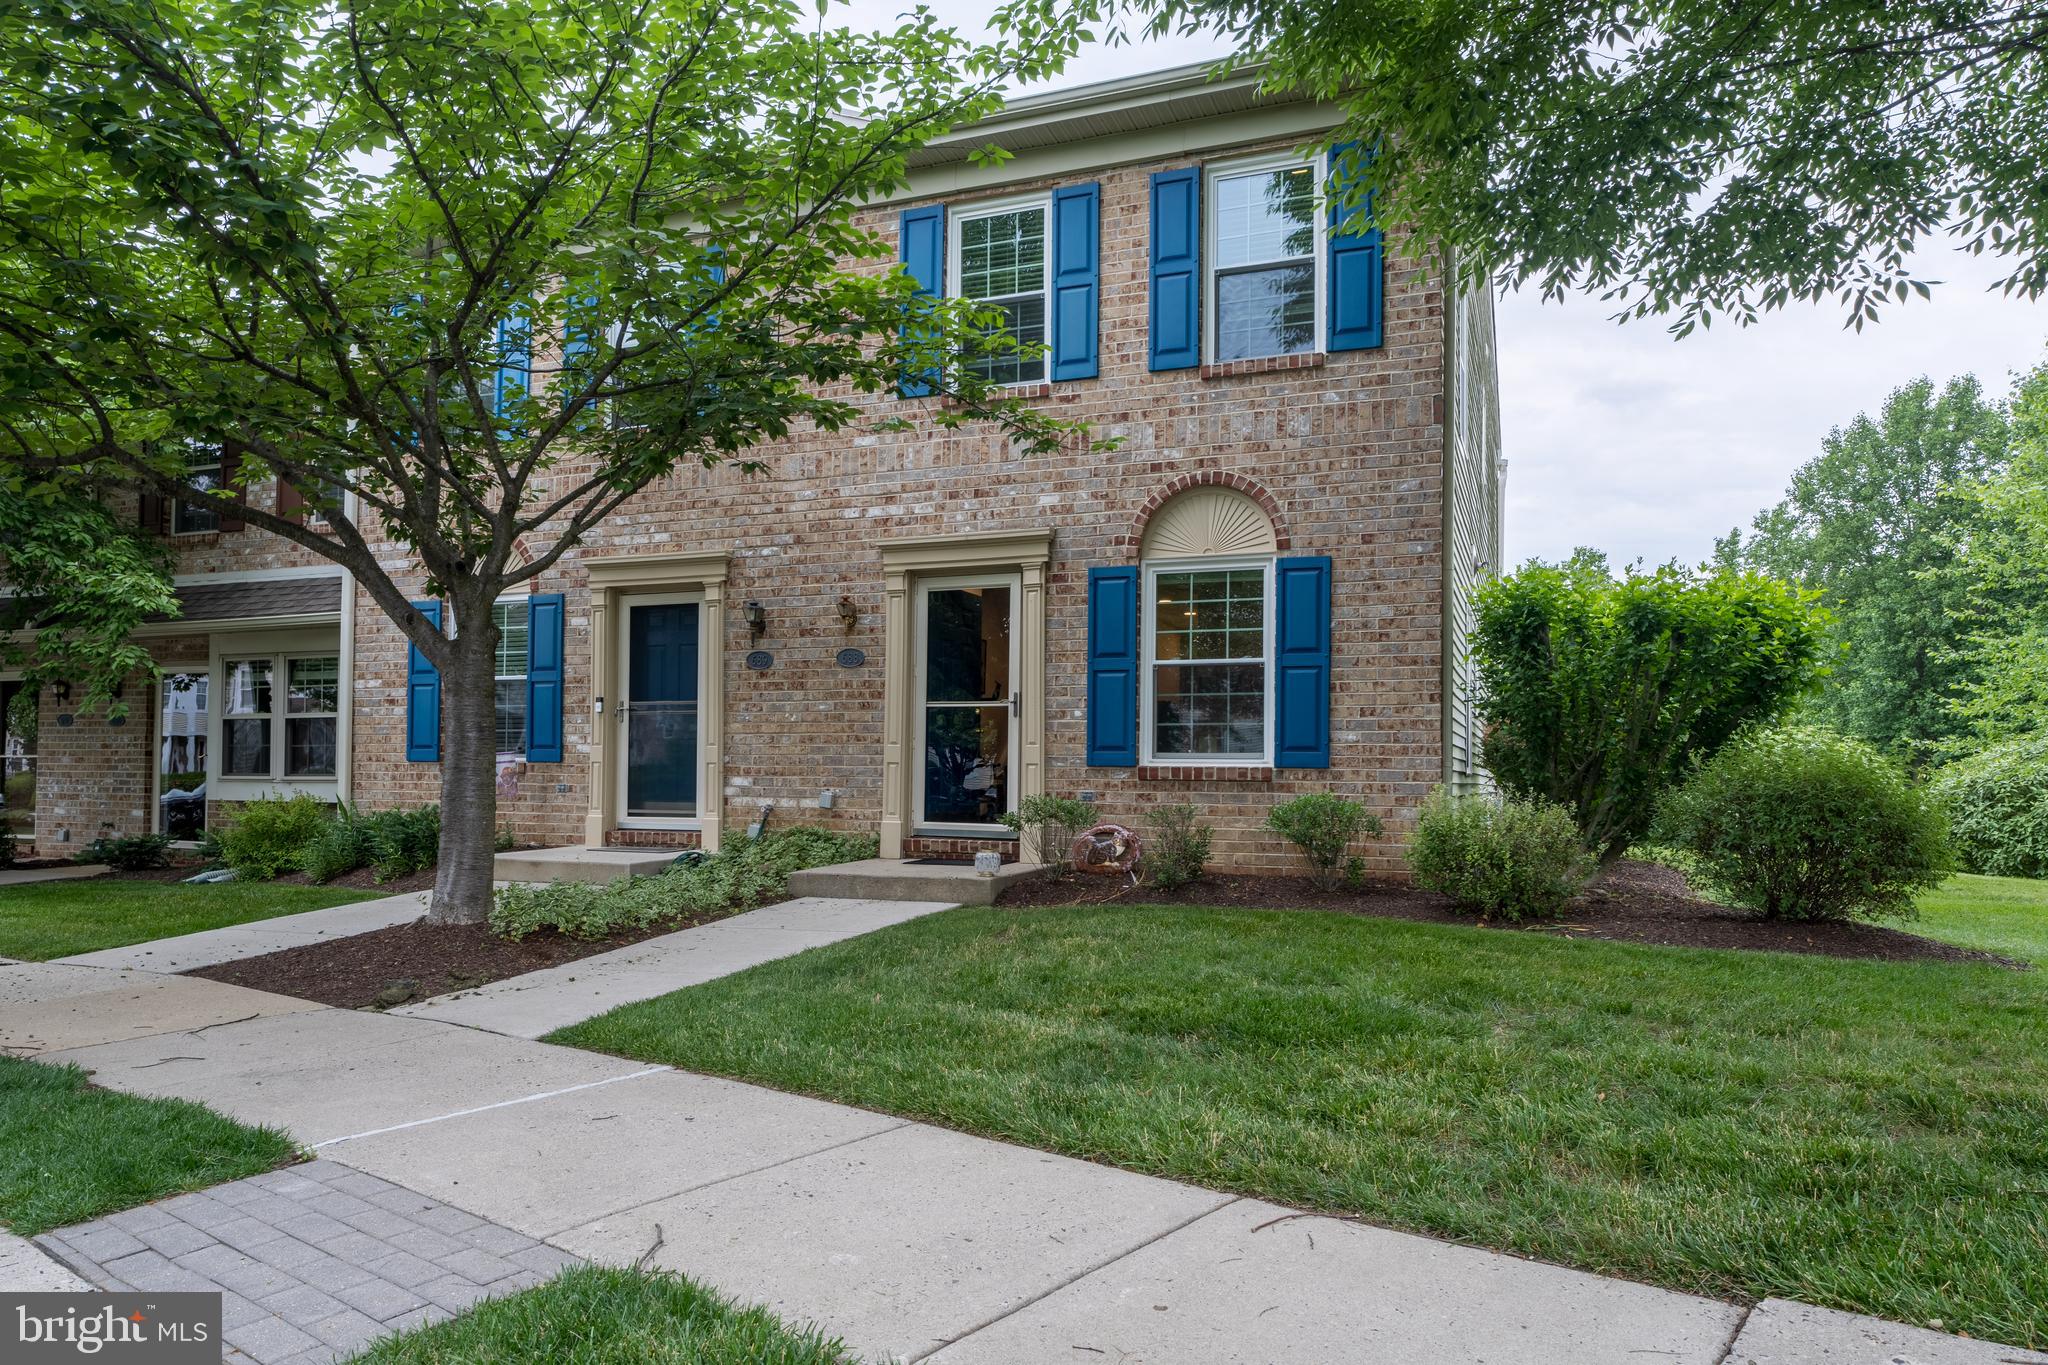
[1139,486,1279,560]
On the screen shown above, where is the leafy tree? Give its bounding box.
[0,0,1090,922]
[1949,363,2048,743]
[1127,0,2048,330]
[1740,375,2008,764]
[1472,556,1829,862]
[0,472,176,716]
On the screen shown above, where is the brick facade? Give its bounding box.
[16,102,1500,879]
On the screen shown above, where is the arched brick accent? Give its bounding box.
[1119,471,1291,554]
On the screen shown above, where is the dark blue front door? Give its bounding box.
[625,602,699,819]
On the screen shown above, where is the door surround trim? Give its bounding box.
[583,552,729,851]
[880,531,1051,861]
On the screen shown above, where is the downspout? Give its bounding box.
[335,487,358,807]
[1440,243,1458,792]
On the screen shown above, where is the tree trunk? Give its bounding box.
[428,629,501,925]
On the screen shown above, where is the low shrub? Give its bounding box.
[1144,804,1212,889]
[1407,788,1591,921]
[491,826,878,941]
[74,831,175,872]
[0,815,17,870]
[218,795,331,881]
[1653,725,1953,923]
[999,794,1094,873]
[297,805,371,883]
[1930,736,2048,879]
[1265,793,1382,890]
[361,804,440,881]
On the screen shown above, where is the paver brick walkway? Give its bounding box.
[36,1160,579,1364]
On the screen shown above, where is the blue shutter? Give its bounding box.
[1326,143,1384,352]
[405,600,443,764]
[897,204,946,397]
[1148,168,1201,371]
[525,592,565,764]
[1050,183,1100,382]
[1086,567,1140,767]
[1273,557,1333,768]
[494,313,531,428]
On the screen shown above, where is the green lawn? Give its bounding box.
[554,892,2048,1349]
[1911,873,2048,965]
[0,1057,298,1235]
[0,878,376,960]
[345,1265,851,1364]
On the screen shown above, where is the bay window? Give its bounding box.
[217,648,341,786]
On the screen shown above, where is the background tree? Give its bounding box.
[1740,375,2009,764]
[0,0,1089,922]
[1949,362,2048,743]
[1128,0,2048,330]
[1472,555,1830,863]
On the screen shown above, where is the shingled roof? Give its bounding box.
[151,575,343,625]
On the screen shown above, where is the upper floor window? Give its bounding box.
[172,446,222,535]
[1208,159,1319,363]
[952,200,1048,385]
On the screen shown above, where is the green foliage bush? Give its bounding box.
[1653,726,1953,922]
[74,832,174,871]
[1265,793,1383,889]
[1143,804,1212,889]
[296,805,371,883]
[491,826,879,941]
[361,804,440,881]
[1474,555,1830,861]
[1000,794,1094,872]
[218,795,331,881]
[1407,788,1591,921]
[1930,736,2048,878]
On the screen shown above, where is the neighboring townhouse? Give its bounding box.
[6,61,1503,875]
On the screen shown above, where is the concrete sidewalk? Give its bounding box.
[55,890,431,973]
[391,896,945,1038]
[11,900,2045,1364]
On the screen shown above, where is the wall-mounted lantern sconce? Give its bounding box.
[836,595,858,632]
[744,601,767,639]
[54,681,72,705]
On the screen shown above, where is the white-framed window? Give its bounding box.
[1141,558,1275,765]
[950,196,1049,385]
[285,656,339,777]
[215,642,341,789]
[172,445,223,535]
[0,676,36,840]
[1207,155,1322,364]
[492,599,529,758]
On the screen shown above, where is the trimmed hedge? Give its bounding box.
[1407,788,1591,921]
[1654,726,1952,922]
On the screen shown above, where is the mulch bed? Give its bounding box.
[1000,858,2025,968]
[187,911,731,1010]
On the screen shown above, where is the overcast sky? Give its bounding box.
[903,17,2048,570]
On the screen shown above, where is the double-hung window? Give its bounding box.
[952,200,1049,385]
[285,657,338,777]
[222,653,340,779]
[173,446,223,535]
[492,600,529,758]
[1208,159,1319,363]
[1144,562,1272,763]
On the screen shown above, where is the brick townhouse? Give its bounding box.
[1,61,1503,875]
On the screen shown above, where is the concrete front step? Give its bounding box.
[492,845,680,885]
[786,857,1043,905]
